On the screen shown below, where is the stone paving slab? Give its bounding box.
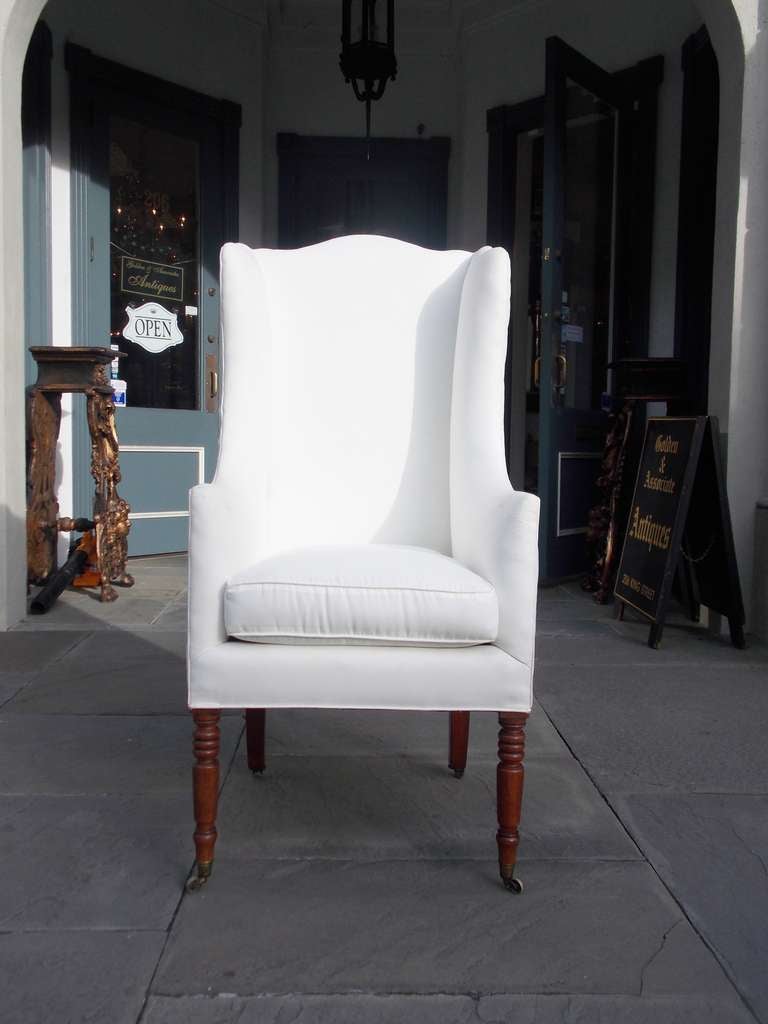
[536,623,768,666]
[4,629,187,715]
[217,752,639,862]
[0,629,87,671]
[0,714,241,795]
[143,994,482,1024]
[130,554,188,569]
[537,599,615,622]
[151,604,189,630]
[537,619,621,638]
[143,993,756,1024]
[536,664,768,794]
[616,792,768,1022]
[13,594,170,630]
[0,793,190,930]
[480,995,756,1023]
[114,572,185,595]
[0,675,28,708]
[153,859,726,998]
[0,930,165,1024]
[538,584,581,601]
[259,705,569,759]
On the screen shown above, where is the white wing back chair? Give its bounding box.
[187,235,539,893]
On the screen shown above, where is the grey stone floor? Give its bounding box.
[2,555,767,1023]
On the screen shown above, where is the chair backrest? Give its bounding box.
[216,235,474,555]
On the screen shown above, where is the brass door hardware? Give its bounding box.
[205,354,218,413]
[555,353,567,390]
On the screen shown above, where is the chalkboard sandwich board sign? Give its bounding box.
[614,416,745,649]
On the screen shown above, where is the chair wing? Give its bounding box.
[451,246,540,672]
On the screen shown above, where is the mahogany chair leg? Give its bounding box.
[496,711,528,893]
[245,708,266,773]
[448,710,470,778]
[186,709,221,892]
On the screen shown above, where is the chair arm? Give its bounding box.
[454,487,540,669]
[188,483,264,657]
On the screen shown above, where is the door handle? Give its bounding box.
[205,354,218,413]
[555,354,567,389]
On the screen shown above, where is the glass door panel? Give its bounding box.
[539,37,625,579]
[69,45,238,556]
[109,115,200,411]
[506,128,544,495]
[558,83,616,414]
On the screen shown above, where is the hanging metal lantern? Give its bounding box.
[339,0,397,148]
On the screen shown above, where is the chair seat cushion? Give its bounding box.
[224,544,498,646]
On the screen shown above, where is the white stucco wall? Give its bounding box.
[716,0,768,628]
[0,0,44,629]
[697,0,745,432]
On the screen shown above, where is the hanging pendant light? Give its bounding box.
[339,0,397,157]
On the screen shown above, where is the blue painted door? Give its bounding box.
[69,48,239,554]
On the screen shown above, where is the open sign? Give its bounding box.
[122,302,184,354]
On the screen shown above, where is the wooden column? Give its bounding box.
[26,390,62,583]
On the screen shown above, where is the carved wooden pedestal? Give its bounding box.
[26,346,134,603]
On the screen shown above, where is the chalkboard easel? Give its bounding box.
[614,416,745,649]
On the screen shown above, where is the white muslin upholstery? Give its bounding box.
[224,544,499,646]
[188,234,539,712]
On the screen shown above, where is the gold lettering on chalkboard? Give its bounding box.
[628,505,672,552]
[644,470,677,494]
[621,573,656,602]
[654,434,680,455]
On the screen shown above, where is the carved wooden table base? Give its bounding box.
[27,347,134,603]
[583,400,633,603]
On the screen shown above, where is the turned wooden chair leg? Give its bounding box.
[497,711,528,893]
[186,709,221,892]
[448,710,470,778]
[245,708,266,773]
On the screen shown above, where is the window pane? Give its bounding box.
[109,115,199,409]
[560,81,616,412]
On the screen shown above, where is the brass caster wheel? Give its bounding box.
[452,769,464,780]
[185,862,212,893]
[503,876,523,894]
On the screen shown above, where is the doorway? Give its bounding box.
[67,46,240,555]
[488,38,663,580]
[277,134,450,249]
